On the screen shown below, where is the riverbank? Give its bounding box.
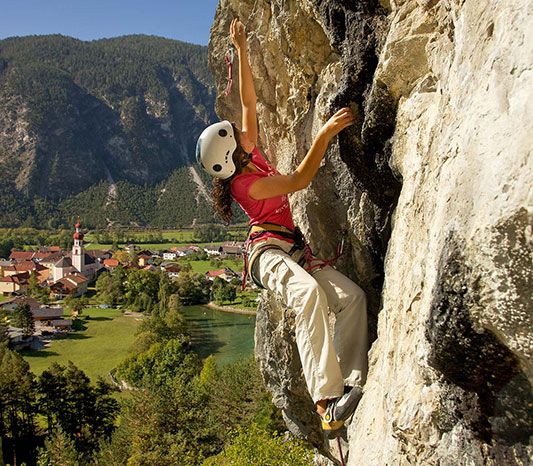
[206,301,257,316]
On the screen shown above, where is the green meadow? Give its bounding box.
[21,307,141,382]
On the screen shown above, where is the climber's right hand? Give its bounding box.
[319,107,355,140]
[230,18,247,51]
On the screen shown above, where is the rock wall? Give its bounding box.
[209,0,532,464]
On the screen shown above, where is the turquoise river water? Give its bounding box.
[181,305,256,366]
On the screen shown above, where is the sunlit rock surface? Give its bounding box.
[210,0,532,464]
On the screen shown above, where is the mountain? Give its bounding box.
[0,34,225,228]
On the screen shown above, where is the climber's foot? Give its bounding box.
[319,385,363,432]
[321,418,345,439]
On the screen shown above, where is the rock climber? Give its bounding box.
[196,18,368,435]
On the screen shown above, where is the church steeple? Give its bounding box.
[72,217,85,272]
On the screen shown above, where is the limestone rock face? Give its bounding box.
[210,0,532,464]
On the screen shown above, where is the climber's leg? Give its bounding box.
[256,248,344,403]
[312,266,368,387]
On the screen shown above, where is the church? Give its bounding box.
[51,220,102,283]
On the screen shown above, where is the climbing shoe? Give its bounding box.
[321,385,363,433]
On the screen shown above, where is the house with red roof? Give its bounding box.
[50,274,89,298]
[9,251,36,262]
[206,269,228,281]
[103,258,120,271]
[0,272,30,295]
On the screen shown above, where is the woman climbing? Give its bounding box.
[196,19,368,435]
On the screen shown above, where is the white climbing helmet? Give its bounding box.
[196,120,237,179]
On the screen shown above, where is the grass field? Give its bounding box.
[186,259,243,274]
[21,307,141,382]
[85,242,182,251]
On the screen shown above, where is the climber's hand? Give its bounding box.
[230,18,247,51]
[319,107,355,140]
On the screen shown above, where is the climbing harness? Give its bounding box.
[224,45,234,96]
[241,223,346,290]
[302,227,346,274]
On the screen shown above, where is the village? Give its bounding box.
[0,220,246,350]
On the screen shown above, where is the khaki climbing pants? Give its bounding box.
[251,238,368,403]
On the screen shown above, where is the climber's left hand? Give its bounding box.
[230,18,247,51]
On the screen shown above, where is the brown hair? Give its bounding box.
[212,123,248,224]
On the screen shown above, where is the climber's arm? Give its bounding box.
[230,18,258,146]
[248,108,354,200]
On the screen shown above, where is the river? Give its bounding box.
[181,305,256,366]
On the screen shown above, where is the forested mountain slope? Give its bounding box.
[0,34,225,227]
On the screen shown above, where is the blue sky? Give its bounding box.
[0,0,220,45]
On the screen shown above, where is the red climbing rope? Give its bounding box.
[337,437,346,466]
[224,46,234,96]
[303,229,346,274]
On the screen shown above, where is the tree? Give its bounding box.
[211,277,237,305]
[11,303,34,337]
[193,224,225,243]
[27,272,50,304]
[203,423,313,466]
[0,344,37,465]
[36,427,81,466]
[36,362,119,457]
[0,314,9,345]
[95,269,125,306]
[63,295,89,318]
[124,269,160,310]
[173,272,211,305]
[117,338,198,389]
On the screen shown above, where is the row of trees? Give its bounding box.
[95,266,213,311]
[95,266,242,310]
[0,344,119,465]
[0,228,75,257]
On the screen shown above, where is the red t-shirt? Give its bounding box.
[231,146,295,242]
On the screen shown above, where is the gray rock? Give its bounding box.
[210,0,533,464]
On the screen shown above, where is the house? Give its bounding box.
[39,251,67,270]
[7,327,35,350]
[221,242,244,256]
[50,274,89,298]
[204,244,223,256]
[1,261,49,283]
[103,258,120,271]
[9,251,36,262]
[162,251,178,261]
[0,296,43,312]
[137,254,152,267]
[206,269,228,281]
[162,264,181,278]
[172,246,198,257]
[0,272,30,295]
[32,307,72,331]
[205,268,239,282]
[85,249,113,263]
[125,244,138,254]
[0,297,71,332]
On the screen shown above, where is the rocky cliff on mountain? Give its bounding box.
[210,0,532,464]
[0,35,217,227]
